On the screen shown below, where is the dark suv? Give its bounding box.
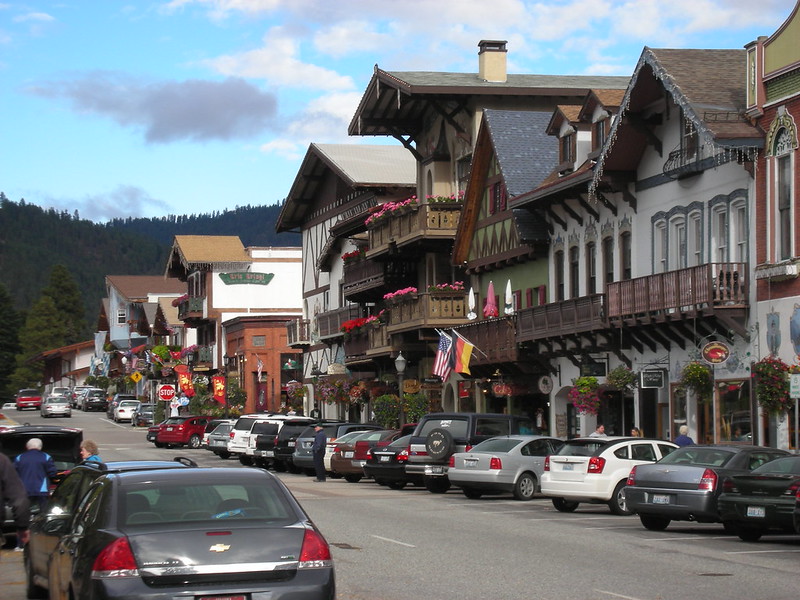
[293,422,383,475]
[255,418,319,473]
[407,412,537,493]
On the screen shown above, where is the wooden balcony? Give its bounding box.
[456,318,519,365]
[343,332,370,358]
[178,296,204,321]
[606,262,747,320]
[316,305,363,340]
[516,295,605,343]
[386,292,466,334]
[344,324,392,364]
[367,204,461,257]
[286,319,311,347]
[342,259,413,301]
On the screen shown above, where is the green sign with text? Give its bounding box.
[219,272,275,285]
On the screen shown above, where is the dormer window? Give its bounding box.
[593,119,607,152]
[560,133,574,165]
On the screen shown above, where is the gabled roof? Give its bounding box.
[578,89,626,122]
[164,236,250,278]
[275,143,416,233]
[158,297,181,327]
[349,66,630,138]
[546,104,583,136]
[592,47,763,190]
[106,275,184,302]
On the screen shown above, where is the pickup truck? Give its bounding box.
[15,389,42,411]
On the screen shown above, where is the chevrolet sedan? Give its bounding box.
[449,435,564,500]
[626,445,788,531]
[46,467,335,600]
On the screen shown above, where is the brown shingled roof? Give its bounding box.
[106,275,184,301]
[173,235,249,264]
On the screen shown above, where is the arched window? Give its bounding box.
[586,242,597,294]
[620,231,632,280]
[569,246,580,298]
[554,250,565,302]
[774,129,793,261]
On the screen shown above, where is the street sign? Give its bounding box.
[158,384,176,402]
[129,371,143,383]
[790,374,800,399]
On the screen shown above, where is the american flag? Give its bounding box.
[256,354,264,381]
[432,331,453,381]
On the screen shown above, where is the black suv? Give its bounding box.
[293,422,383,475]
[407,412,538,493]
[255,418,320,473]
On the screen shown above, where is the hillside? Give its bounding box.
[0,194,299,332]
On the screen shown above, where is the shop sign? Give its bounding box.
[701,341,730,364]
[219,272,275,285]
[639,369,665,389]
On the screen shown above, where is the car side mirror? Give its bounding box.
[43,515,72,536]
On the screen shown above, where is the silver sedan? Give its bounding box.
[449,435,564,500]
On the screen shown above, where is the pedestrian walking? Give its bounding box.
[673,425,695,447]
[1,452,30,553]
[312,423,327,482]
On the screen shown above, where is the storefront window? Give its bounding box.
[717,379,751,443]
[670,385,687,441]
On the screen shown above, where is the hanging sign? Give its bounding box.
[639,370,666,389]
[702,341,730,364]
[219,272,274,285]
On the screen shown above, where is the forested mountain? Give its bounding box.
[0,194,299,329]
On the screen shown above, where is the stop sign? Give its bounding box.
[158,385,176,402]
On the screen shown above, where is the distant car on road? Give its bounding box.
[155,415,213,449]
[40,395,72,418]
[79,388,108,412]
[131,403,156,427]
[15,389,42,411]
[107,393,137,420]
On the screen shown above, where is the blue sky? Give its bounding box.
[0,0,794,222]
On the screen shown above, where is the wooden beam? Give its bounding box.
[594,190,617,216]
[560,201,584,226]
[577,195,600,220]
[626,113,663,156]
[545,206,567,229]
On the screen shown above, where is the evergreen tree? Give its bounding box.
[41,264,88,344]
[9,295,68,390]
[0,283,22,398]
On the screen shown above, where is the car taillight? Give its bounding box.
[91,537,139,578]
[298,528,332,569]
[489,457,502,470]
[464,444,473,452]
[544,456,550,471]
[588,456,606,474]
[783,481,800,497]
[721,477,736,493]
[229,431,235,439]
[397,448,409,462]
[366,448,373,458]
[274,435,279,446]
[626,466,637,486]
[698,468,717,492]
[448,456,455,467]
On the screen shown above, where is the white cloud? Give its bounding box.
[12,12,55,23]
[43,185,172,222]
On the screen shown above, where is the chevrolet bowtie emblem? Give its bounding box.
[209,543,231,553]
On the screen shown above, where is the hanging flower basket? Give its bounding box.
[286,380,306,402]
[568,376,601,415]
[679,361,714,403]
[606,366,637,395]
[752,355,795,413]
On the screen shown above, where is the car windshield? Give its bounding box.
[332,431,367,445]
[555,440,609,456]
[387,435,412,449]
[47,397,69,404]
[469,437,521,453]
[233,418,259,431]
[119,401,139,407]
[657,447,735,467]
[751,456,800,475]
[210,423,233,435]
[418,418,469,438]
[163,417,186,425]
[87,390,105,397]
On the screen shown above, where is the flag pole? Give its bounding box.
[450,328,488,358]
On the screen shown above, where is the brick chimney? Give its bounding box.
[478,40,508,83]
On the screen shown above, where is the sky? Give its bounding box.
[0,0,795,222]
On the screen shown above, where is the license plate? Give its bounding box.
[166,427,173,431]
[426,466,445,475]
[344,451,354,458]
[380,456,390,462]
[561,463,573,471]
[354,460,366,467]
[746,505,765,518]
[197,595,246,600]
[464,459,478,469]
[288,441,296,447]
[651,494,670,505]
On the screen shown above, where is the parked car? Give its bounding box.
[43,467,335,600]
[131,403,156,427]
[625,444,789,531]
[201,418,233,447]
[49,387,72,399]
[246,420,281,467]
[363,435,421,489]
[794,480,800,534]
[540,437,678,515]
[146,422,165,445]
[407,412,538,493]
[293,422,383,475]
[155,415,213,449]
[15,388,42,411]
[226,413,281,460]
[24,457,197,599]
[331,429,402,482]
[79,388,108,412]
[448,435,565,500]
[107,393,137,419]
[40,395,72,418]
[70,386,93,408]
[113,399,140,423]
[718,455,800,541]
[205,421,235,459]
[269,418,324,473]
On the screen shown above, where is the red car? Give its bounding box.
[154,415,213,449]
[15,389,42,411]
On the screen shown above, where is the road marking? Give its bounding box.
[595,589,646,600]
[371,535,415,548]
[724,549,800,554]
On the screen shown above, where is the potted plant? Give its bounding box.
[427,281,465,294]
[568,376,601,415]
[606,365,637,395]
[752,355,795,413]
[383,286,418,304]
[678,361,714,402]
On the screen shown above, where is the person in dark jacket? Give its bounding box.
[311,424,327,482]
[15,437,57,512]
[1,452,31,553]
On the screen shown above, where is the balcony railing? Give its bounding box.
[342,259,414,300]
[386,292,466,333]
[286,319,311,346]
[178,296,204,320]
[516,295,605,343]
[343,324,393,363]
[456,318,518,365]
[197,345,214,365]
[606,262,747,321]
[367,204,461,257]
[316,305,363,340]
[343,332,370,357]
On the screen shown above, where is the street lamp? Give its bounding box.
[395,352,407,426]
[223,355,231,419]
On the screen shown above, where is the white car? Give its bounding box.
[40,395,72,418]
[324,430,370,473]
[113,400,140,422]
[540,437,678,515]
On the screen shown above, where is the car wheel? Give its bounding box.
[218,451,230,460]
[239,455,253,466]
[154,442,166,448]
[608,481,633,516]
[188,434,201,449]
[288,463,302,474]
[722,521,739,535]
[273,461,287,472]
[552,497,580,512]
[737,526,763,542]
[425,428,455,461]
[424,476,451,494]
[462,488,483,499]
[513,472,537,501]
[344,473,362,483]
[24,549,47,599]
[639,514,670,531]
[387,481,406,490]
